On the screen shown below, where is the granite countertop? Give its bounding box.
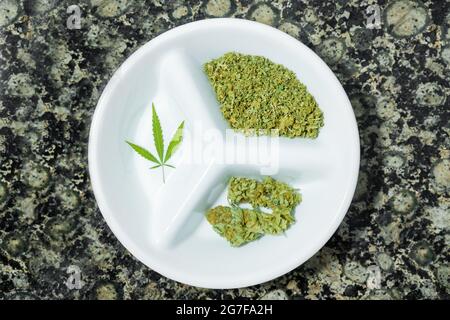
[0,0,449,300]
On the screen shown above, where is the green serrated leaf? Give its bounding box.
[127,103,184,184]
[152,103,164,162]
[126,141,160,164]
[164,121,184,163]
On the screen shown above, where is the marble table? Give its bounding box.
[0,0,448,299]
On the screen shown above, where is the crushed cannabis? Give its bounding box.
[204,52,324,138]
[206,177,302,246]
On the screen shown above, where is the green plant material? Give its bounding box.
[204,52,324,138]
[164,121,185,163]
[206,206,263,246]
[152,103,165,161]
[126,103,185,183]
[228,177,301,210]
[206,177,301,246]
[125,141,160,164]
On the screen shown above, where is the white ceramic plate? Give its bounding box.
[89,18,359,289]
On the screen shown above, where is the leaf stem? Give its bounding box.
[161,165,166,183]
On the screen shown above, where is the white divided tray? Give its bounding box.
[89,19,360,289]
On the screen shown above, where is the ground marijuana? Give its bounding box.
[204,52,324,138]
[206,177,301,246]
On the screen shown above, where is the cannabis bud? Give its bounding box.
[206,177,301,246]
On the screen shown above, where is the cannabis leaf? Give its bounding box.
[126,103,184,183]
[152,103,164,162]
[165,121,184,162]
[125,140,160,163]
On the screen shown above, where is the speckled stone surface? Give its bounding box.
[0,0,449,300]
